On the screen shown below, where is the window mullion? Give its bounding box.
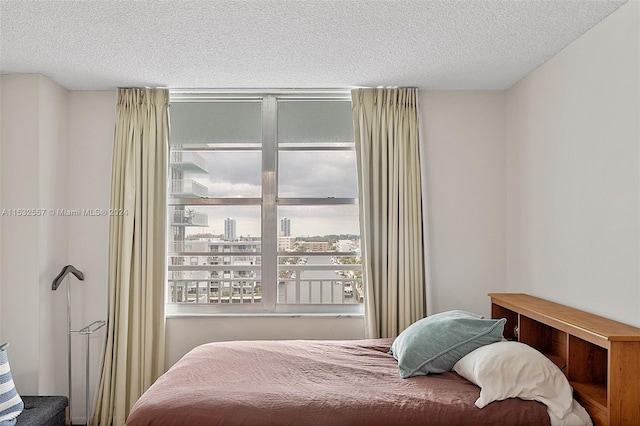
[261,95,278,311]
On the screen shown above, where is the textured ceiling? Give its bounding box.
[0,0,627,90]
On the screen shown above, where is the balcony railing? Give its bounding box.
[171,209,208,227]
[167,262,362,305]
[170,152,208,173]
[277,264,362,305]
[170,179,208,198]
[168,279,261,304]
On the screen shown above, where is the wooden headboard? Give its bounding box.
[489,293,640,426]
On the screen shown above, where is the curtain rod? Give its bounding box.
[170,88,352,101]
[169,87,418,101]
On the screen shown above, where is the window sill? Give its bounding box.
[166,312,364,319]
[165,301,364,317]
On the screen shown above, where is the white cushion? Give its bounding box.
[453,341,588,424]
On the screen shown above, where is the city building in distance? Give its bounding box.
[280,217,291,236]
[224,218,236,241]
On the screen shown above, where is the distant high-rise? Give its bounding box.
[280,217,291,236]
[224,218,236,241]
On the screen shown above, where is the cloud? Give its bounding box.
[206,182,261,198]
[279,151,358,197]
[184,150,358,199]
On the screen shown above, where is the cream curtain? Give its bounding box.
[352,88,426,339]
[92,88,169,426]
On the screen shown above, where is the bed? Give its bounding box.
[126,338,550,426]
[126,294,640,426]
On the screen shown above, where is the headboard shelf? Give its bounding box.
[489,293,640,426]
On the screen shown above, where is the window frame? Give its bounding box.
[167,90,362,316]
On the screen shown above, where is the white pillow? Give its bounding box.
[548,400,592,426]
[452,341,582,421]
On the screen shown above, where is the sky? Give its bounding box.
[193,150,359,198]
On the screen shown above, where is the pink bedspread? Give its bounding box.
[126,339,549,425]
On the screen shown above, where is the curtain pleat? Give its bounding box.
[92,88,169,426]
[352,88,426,338]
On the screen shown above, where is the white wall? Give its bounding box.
[505,1,640,326]
[166,316,365,366]
[1,76,41,393]
[421,91,506,318]
[0,74,69,396]
[37,76,70,394]
[67,90,115,422]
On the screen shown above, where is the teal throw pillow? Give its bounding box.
[389,310,506,378]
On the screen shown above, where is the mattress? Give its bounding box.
[126,338,550,426]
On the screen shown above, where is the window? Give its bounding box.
[167,91,362,314]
